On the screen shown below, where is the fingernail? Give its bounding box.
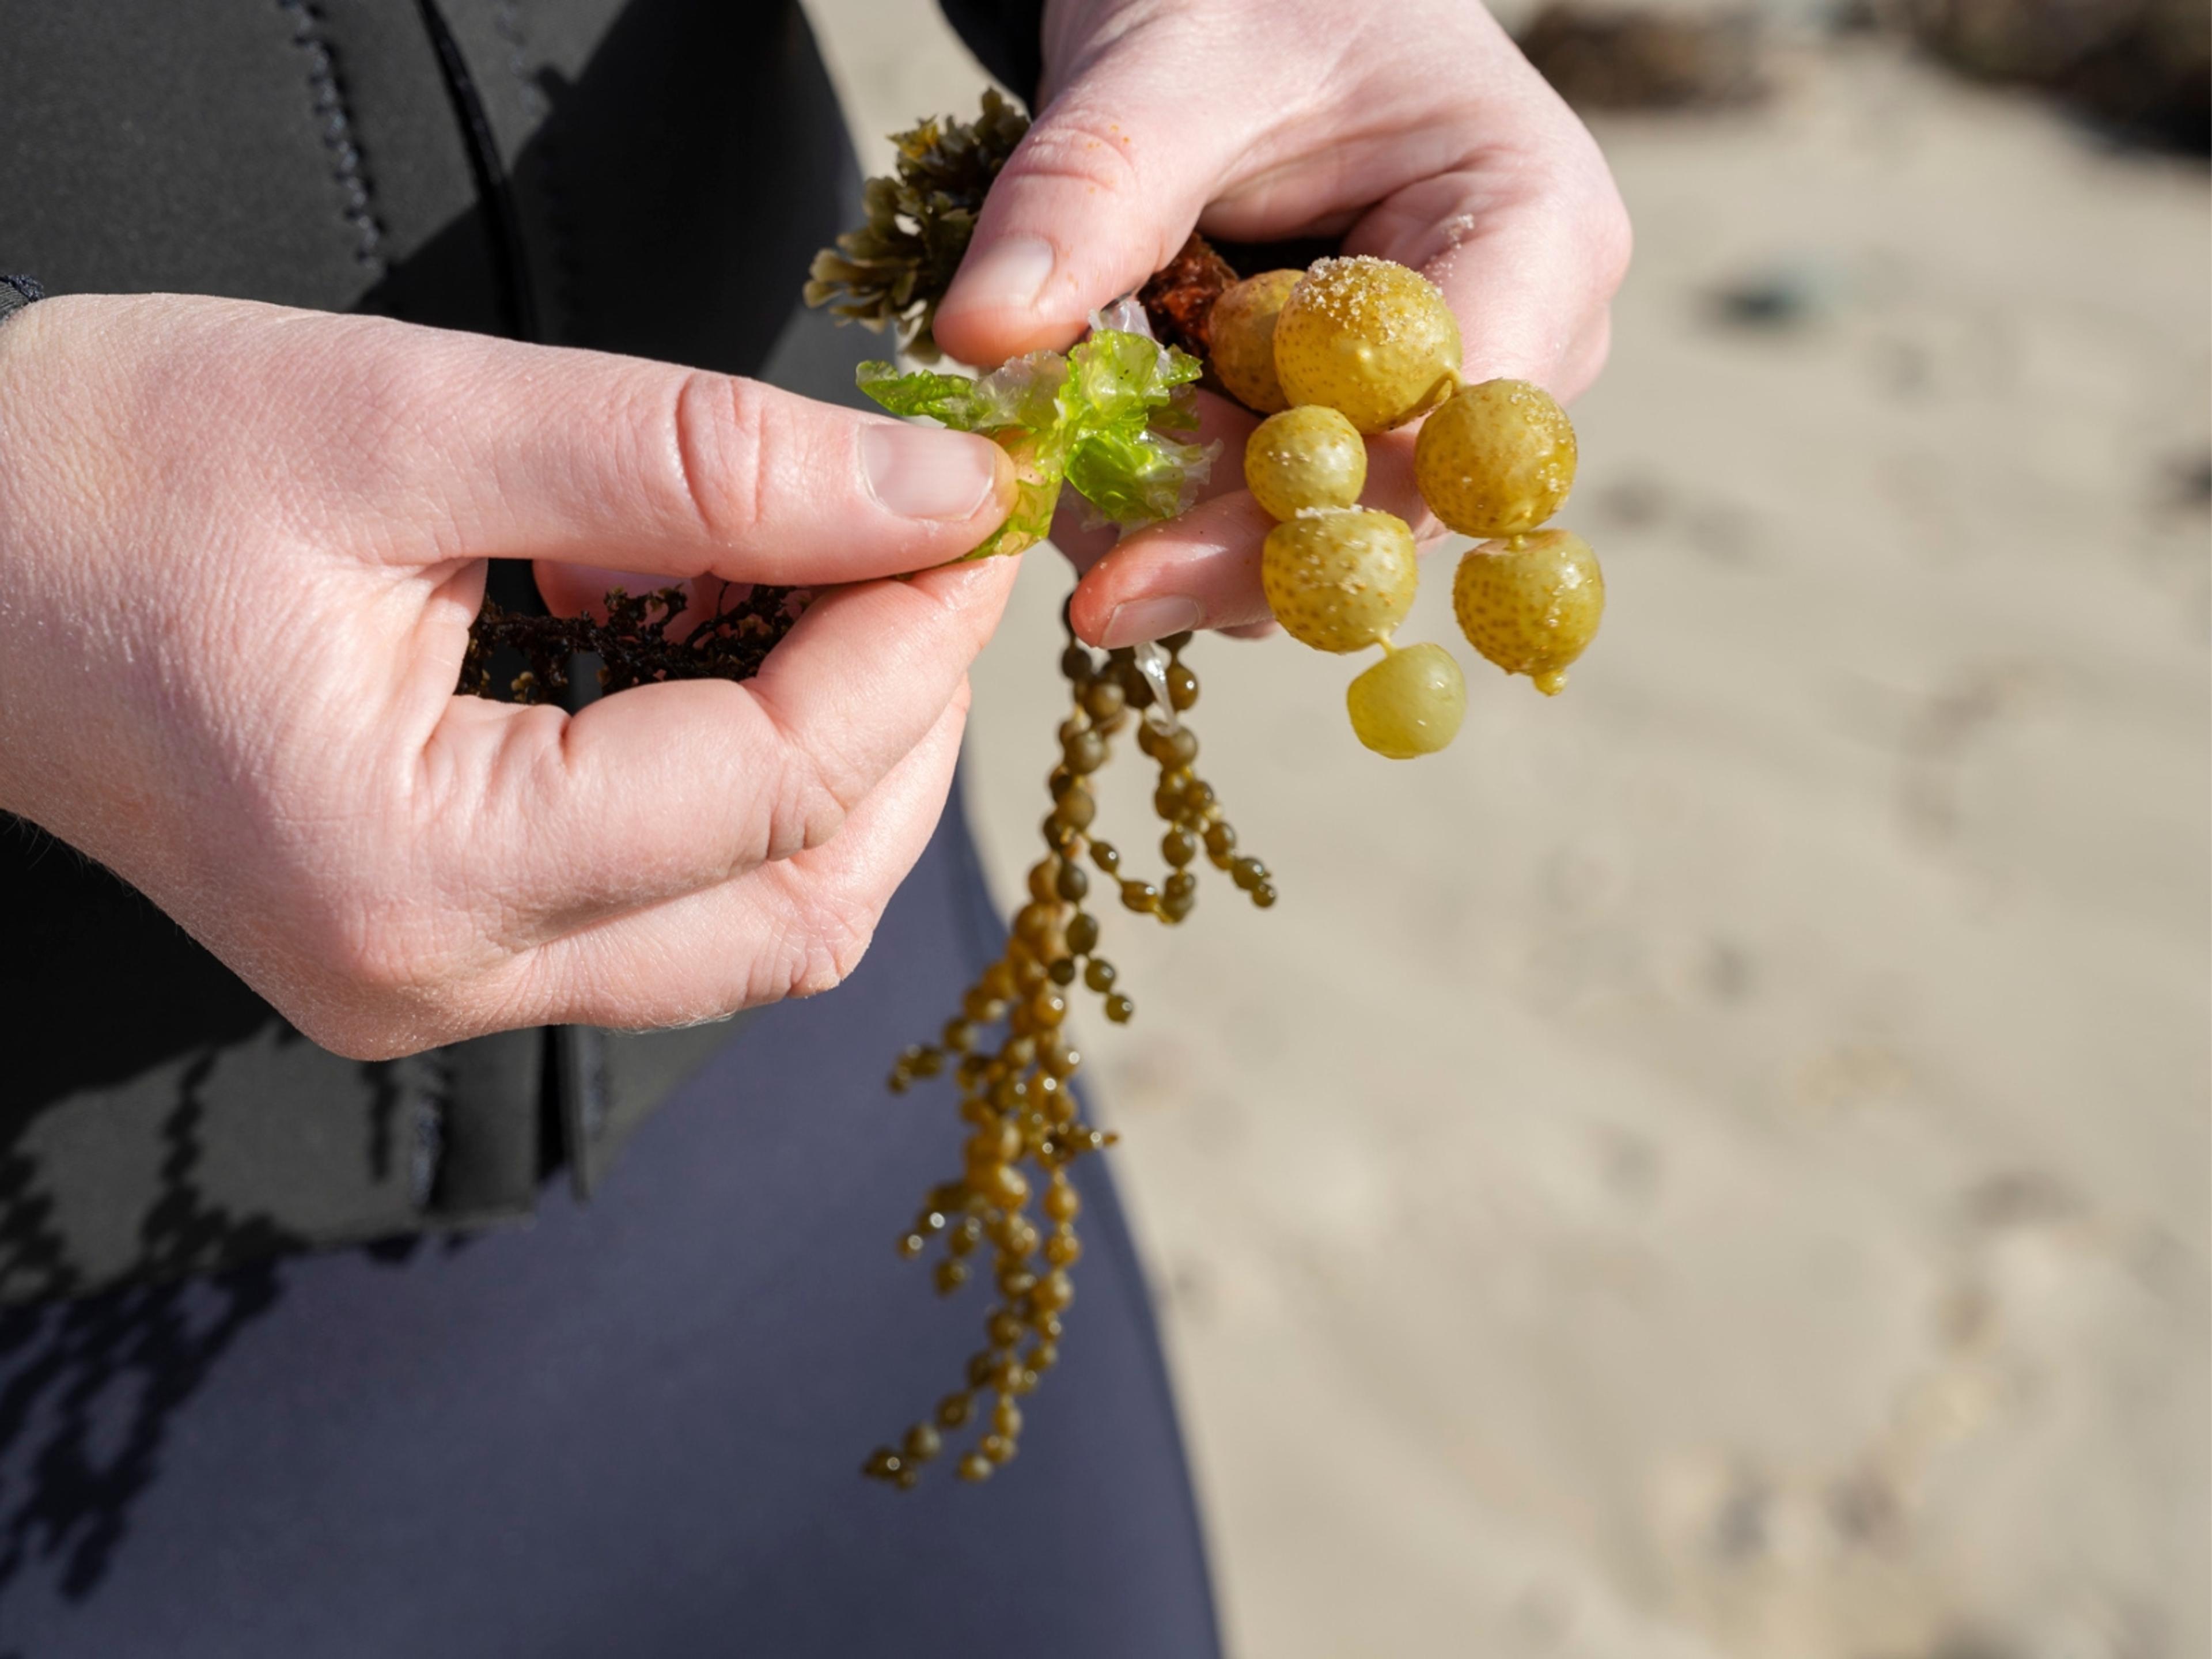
[862,423,1003,521]
[949,236,1057,315]
[1100,595,1205,648]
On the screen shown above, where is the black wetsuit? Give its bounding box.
[0,4,1218,1652]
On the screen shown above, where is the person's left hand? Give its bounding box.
[930,0,1631,648]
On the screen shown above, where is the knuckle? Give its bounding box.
[1013,107,1149,200]
[318,319,468,484]
[667,369,775,546]
[749,695,871,862]
[762,759,851,862]
[342,321,446,427]
[776,890,882,999]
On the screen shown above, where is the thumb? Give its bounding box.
[931,46,1242,366]
[286,312,1016,587]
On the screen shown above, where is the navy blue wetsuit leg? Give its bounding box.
[0,783,1221,1658]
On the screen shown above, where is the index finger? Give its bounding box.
[416,555,1020,945]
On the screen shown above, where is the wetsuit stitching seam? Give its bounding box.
[279,0,389,275]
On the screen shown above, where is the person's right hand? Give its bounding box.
[0,294,1017,1060]
[934,0,1630,649]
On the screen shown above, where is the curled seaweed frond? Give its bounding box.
[804,89,1032,359]
[858,327,1214,558]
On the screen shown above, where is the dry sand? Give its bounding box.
[804,6,2210,1653]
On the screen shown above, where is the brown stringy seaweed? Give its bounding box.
[460,583,807,704]
[803,89,1032,360]
[864,619,1274,1488]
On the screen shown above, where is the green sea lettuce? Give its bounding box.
[858,329,1215,559]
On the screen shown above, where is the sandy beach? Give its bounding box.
[805,6,2210,1653]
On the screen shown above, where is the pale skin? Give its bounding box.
[937,0,1631,644]
[0,0,1626,1062]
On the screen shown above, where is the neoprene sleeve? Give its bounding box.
[0,274,43,326]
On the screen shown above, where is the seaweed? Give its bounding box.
[802,88,1032,359]
[460,582,806,705]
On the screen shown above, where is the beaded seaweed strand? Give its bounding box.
[861,616,1271,1486]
